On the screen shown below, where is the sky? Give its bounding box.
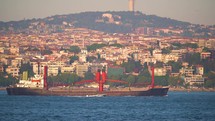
[0,0,214,25]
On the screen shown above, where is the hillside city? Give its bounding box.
[0,12,215,90]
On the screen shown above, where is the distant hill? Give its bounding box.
[0,11,214,37]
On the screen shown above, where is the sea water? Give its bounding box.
[0,91,215,121]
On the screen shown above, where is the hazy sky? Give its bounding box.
[0,0,214,25]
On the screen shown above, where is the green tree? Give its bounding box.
[172,42,198,49]
[121,74,128,82]
[41,49,53,55]
[0,73,18,87]
[110,44,123,48]
[19,62,34,77]
[87,44,106,51]
[204,72,215,88]
[69,55,79,64]
[86,56,97,62]
[134,61,142,72]
[168,76,183,87]
[201,59,215,73]
[184,43,198,48]
[121,59,142,73]
[154,61,164,68]
[148,48,154,55]
[109,75,122,80]
[67,73,80,84]
[47,73,81,86]
[154,76,168,86]
[162,48,171,54]
[184,53,201,65]
[97,53,101,59]
[123,61,135,73]
[139,66,151,77]
[107,75,124,87]
[205,80,215,88]
[167,61,182,73]
[136,75,150,85]
[202,47,210,52]
[126,75,136,85]
[69,46,81,54]
[84,71,94,80]
[182,30,193,37]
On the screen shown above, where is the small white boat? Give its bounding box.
[86,94,106,97]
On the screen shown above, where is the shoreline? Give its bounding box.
[169,87,215,92]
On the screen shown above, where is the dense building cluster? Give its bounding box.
[0,26,215,87]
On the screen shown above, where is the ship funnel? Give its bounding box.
[43,66,48,90]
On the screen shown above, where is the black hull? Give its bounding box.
[6,87,169,96]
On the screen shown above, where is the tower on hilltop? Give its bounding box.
[128,0,135,12]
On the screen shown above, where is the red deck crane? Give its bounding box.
[73,66,156,92]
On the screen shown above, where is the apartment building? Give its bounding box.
[154,67,167,76]
[76,63,89,77]
[61,65,75,73]
[184,75,204,85]
[201,52,211,59]
[48,64,59,76]
[6,66,20,77]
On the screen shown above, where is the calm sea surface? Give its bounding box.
[0,91,215,121]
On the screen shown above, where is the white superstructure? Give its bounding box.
[16,74,44,88]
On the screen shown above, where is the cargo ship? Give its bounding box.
[6,66,169,96]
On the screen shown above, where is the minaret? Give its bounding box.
[82,38,85,49]
[128,0,135,12]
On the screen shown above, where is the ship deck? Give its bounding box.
[6,86,169,96]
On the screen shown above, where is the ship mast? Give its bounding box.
[96,69,107,92]
[43,66,48,90]
[151,66,155,89]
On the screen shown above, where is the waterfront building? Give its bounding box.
[6,66,20,77]
[154,67,167,76]
[195,65,204,75]
[180,67,194,77]
[61,65,75,73]
[76,63,89,77]
[47,64,59,76]
[201,52,211,59]
[184,75,204,86]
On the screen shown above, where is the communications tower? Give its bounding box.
[128,0,135,12]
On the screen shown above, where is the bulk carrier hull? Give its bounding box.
[6,87,169,96]
[7,66,169,97]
